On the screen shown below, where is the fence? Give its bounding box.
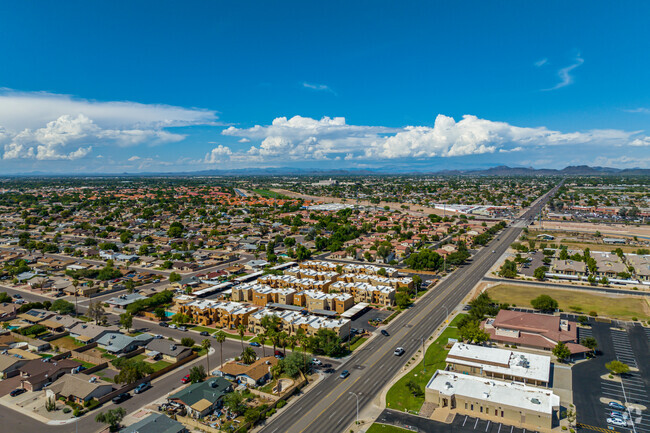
[81,362,109,375]
[71,342,106,365]
[42,331,70,342]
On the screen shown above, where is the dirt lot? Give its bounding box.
[270,188,449,216]
[486,283,650,321]
[532,220,650,239]
[50,336,83,351]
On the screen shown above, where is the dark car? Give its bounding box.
[112,393,130,404]
[158,322,168,327]
[249,341,261,347]
[462,305,472,311]
[199,331,210,336]
[339,370,350,379]
[380,330,389,337]
[10,388,26,397]
[274,350,285,359]
[13,294,22,299]
[324,368,336,374]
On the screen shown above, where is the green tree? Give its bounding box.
[237,324,246,352]
[154,307,166,321]
[171,313,190,325]
[114,360,153,385]
[223,391,245,415]
[552,341,571,362]
[606,360,630,375]
[581,337,598,351]
[169,272,181,283]
[95,408,126,432]
[533,266,547,281]
[458,320,489,344]
[531,294,558,312]
[50,299,74,314]
[189,365,206,383]
[119,313,133,333]
[498,260,518,278]
[281,352,309,378]
[124,279,135,294]
[181,337,195,348]
[395,292,411,309]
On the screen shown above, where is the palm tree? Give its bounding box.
[296,328,308,370]
[278,331,288,354]
[237,324,246,352]
[72,279,79,316]
[258,332,267,357]
[240,346,257,365]
[287,335,298,355]
[201,339,212,375]
[215,331,226,369]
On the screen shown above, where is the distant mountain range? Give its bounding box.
[4,165,650,177]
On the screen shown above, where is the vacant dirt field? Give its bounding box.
[532,220,650,239]
[486,283,650,321]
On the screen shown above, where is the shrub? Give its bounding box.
[562,427,567,431]
[632,317,638,321]
[276,400,286,409]
[589,311,598,317]
[63,407,71,414]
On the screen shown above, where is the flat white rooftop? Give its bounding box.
[427,370,560,414]
[447,343,551,383]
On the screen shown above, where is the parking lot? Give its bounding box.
[377,409,540,433]
[573,319,650,433]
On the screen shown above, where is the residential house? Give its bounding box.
[119,413,188,433]
[69,323,119,344]
[96,332,153,355]
[46,374,113,404]
[145,339,193,363]
[167,377,233,418]
[17,358,81,391]
[217,356,278,387]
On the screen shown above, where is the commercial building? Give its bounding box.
[481,310,590,356]
[426,370,560,429]
[446,343,551,387]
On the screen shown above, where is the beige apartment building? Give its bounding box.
[178,299,258,329]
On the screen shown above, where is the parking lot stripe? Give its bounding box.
[463,415,468,426]
[486,421,490,431]
[474,417,479,429]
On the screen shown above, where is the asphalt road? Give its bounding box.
[256,185,562,433]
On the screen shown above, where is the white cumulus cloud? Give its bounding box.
[205,145,233,163]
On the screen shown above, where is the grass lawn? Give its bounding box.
[487,284,650,321]
[73,359,96,369]
[189,325,216,334]
[366,424,413,433]
[385,314,466,413]
[349,336,368,352]
[150,360,172,371]
[51,336,84,351]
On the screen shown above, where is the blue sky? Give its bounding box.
[0,1,649,173]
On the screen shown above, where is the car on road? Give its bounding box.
[393,347,405,356]
[608,401,626,410]
[199,331,210,336]
[491,250,495,253]
[10,389,26,397]
[112,393,130,404]
[153,279,160,283]
[169,324,177,329]
[178,326,187,331]
[181,374,191,384]
[13,294,21,299]
[380,329,389,336]
[311,358,322,366]
[249,341,261,347]
[339,370,350,379]
[134,382,151,394]
[607,417,627,427]
[158,321,168,327]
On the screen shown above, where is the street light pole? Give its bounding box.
[349,392,360,425]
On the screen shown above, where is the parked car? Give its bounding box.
[53,291,65,298]
[199,331,210,336]
[158,322,168,327]
[393,347,405,356]
[10,389,26,397]
[339,370,350,379]
[169,324,177,329]
[178,326,187,332]
[181,374,191,384]
[154,334,163,339]
[153,279,160,283]
[134,382,151,394]
[324,368,336,374]
[274,350,285,359]
[14,299,25,304]
[311,358,323,366]
[13,294,21,299]
[607,418,627,427]
[112,393,130,404]
[608,401,626,410]
[380,330,389,337]
[249,341,261,347]
[611,411,629,420]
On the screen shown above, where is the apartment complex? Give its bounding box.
[248,308,351,338]
[178,299,258,328]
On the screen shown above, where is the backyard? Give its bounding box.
[487,284,650,321]
[385,314,466,413]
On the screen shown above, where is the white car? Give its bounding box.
[394,347,405,356]
[607,418,627,427]
[169,324,177,329]
[311,358,322,366]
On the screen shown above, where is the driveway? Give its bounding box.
[0,375,22,397]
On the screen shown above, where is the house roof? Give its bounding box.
[168,377,232,407]
[48,374,112,400]
[146,339,193,357]
[219,356,278,382]
[96,332,153,353]
[119,413,186,433]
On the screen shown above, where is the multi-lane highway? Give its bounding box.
[257,183,562,433]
